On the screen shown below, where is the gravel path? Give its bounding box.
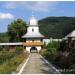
[21,53,60,74]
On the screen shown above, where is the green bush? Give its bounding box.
[0,50,29,74]
[41,41,75,73]
[47,41,60,49]
[0,53,26,74]
[16,46,23,55]
[54,52,75,71]
[42,41,60,60]
[0,51,16,64]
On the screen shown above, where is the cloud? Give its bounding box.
[0,12,14,19]
[23,2,58,12]
[4,2,16,9]
[4,1,58,13]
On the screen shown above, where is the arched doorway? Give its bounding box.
[30,47,37,53]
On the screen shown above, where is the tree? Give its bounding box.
[39,17,75,38]
[7,19,27,42]
[0,33,9,43]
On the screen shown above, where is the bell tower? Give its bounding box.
[27,14,39,34]
[22,14,45,53]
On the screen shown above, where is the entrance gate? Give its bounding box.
[30,47,37,53]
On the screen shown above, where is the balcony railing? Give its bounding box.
[22,41,43,46]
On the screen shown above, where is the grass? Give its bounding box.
[0,51,29,74]
[0,51,16,64]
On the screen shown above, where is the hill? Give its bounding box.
[1,17,75,42]
[39,17,75,38]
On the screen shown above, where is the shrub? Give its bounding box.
[41,40,75,73]
[0,53,26,74]
[16,46,23,55]
[47,41,60,50]
[0,51,16,64]
[0,50,29,74]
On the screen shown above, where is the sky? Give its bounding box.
[0,1,75,33]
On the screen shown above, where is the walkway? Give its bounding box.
[20,53,60,74]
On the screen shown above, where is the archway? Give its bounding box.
[30,46,37,53]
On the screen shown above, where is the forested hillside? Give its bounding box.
[39,17,75,38]
[1,17,75,42]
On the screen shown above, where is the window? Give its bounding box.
[32,28,34,32]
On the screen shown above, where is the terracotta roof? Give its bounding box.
[23,42,44,46]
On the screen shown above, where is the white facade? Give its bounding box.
[25,46,42,53]
[26,39,41,42]
[25,47,31,52]
[43,39,62,45]
[27,27,39,33]
[29,16,38,26]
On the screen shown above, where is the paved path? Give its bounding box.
[21,53,60,74]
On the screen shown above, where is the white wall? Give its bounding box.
[26,47,31,53]
[26,39,41,42]
[25,46,41,53]
[43,39,62,45]
[27,27,39,33]
[36,46,41,52]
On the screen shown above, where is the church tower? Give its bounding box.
[22,15,45,53]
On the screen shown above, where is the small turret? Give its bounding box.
[29,12,38,26]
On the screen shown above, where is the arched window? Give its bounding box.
[32,28,34,32]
